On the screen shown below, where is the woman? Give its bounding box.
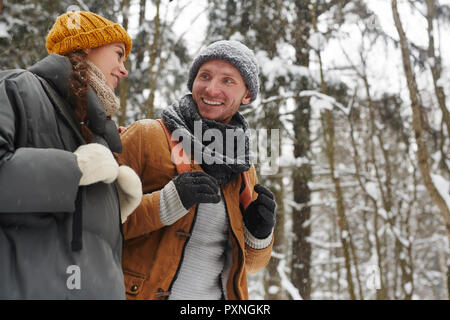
[0,11,142,299]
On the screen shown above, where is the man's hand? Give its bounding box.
[242,184,276,239]
[173,171,221,210]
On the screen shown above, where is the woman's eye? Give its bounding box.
[224,78,233,84]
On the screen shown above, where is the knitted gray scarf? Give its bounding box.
[162,94,251,186]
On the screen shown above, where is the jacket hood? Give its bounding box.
[28,53,73,102]
[28,54,122,153]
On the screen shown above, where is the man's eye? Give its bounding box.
[224,78,233,84]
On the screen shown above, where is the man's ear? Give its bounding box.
[241,90,252,105]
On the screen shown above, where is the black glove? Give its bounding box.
[243,184,276,239]
[173,171,221,210]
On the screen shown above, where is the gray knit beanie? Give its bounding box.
[187,40,260,103]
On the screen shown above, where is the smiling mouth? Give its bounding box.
[202,98,223,106]
[112,75,120,87]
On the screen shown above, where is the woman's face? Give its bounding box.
[85,42,128,89]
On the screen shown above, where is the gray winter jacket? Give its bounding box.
[0,54,125,299]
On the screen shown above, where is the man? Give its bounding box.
[117,40,276,300]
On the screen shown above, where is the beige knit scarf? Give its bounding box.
[86,61,120,117]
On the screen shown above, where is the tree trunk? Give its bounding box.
[363,77,389,300]
[313,1,356,299]
[262,83,287,300]
[322,110,356,300]
[117,0,130,126]
[290,0,313,300]
[264,174,287,300]
[399,205,414,300]
[392,0,450,247]
[348,101,387,300]
[332,218,341,297]
[144,0,161,119]
[425,0,450,141]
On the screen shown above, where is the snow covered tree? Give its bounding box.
[0,0,118,69]
[391,0,449,299]
[118,0,193,124]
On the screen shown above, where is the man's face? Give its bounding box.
[192,60,251,124]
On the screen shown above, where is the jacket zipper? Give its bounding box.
[230,229,243,300]
[165,204,199,299]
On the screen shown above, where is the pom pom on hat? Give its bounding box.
[46,11,132,59]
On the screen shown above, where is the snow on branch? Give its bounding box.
[259,90,349,117]
[307,32,327,51]
[277,259,303,300]
[299,90,350,115]
[430,174,450,211]
[0,22,9,39]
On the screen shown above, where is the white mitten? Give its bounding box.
[74,143,119,186]
[115,165,142,223]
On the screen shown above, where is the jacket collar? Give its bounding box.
[28,54,122,153]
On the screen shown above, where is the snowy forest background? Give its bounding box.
[1,0,449,300]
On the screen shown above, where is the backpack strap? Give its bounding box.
[156,119,253,210]
[239,171,252,210]
[156,119,191,174]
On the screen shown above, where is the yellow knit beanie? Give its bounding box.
[46,11,132,59]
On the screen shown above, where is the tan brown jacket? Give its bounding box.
[116,119,273,300]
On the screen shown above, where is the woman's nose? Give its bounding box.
[119,62,128,78]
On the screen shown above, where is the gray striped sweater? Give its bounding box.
[159,180,272,300]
